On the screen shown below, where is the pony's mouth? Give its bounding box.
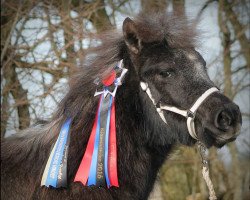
[195,101,242,148]
[198,122,241,148]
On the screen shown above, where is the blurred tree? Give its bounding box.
[141,0,168,13]
[1,1,31,137]
[1,0,113,138]
[215,0,249,199]
[172,0,185,15]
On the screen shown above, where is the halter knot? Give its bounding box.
[187,110,195,119]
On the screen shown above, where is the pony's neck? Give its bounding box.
[114,73,172,199]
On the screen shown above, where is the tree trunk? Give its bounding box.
[60,0,77,75]
[172,0,185,16]
[2,63,30,132]
[1,2,30,137]
[1,84,10,138]
[218,1,242,199]
[224,0,250,69]
[88,0,112,33]
[141,0,168,14]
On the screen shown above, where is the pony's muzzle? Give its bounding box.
[214,103,242,137]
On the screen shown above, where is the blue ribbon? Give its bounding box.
[45,118,72,187]
[104,95,113,187]
[87,95,103,186]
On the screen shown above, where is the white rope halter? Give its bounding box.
[140,82,219,140]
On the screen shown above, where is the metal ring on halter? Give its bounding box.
[187,110,195,119]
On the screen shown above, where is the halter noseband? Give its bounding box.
[140,82,219,140]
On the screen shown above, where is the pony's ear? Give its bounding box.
[123,17,141,54]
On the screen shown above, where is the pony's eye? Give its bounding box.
[159,71,172,78]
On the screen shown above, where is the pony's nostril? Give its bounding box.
[215,110,232,131]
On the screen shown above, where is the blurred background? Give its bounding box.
[1,0,249,199]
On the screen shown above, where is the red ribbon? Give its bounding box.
[74,99,101,185]
[108,99,119,187]
[102,70,116,86]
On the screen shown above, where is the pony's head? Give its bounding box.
[121,13,242,148]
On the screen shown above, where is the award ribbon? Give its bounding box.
[41,118,72,188]
[74,60,127,188]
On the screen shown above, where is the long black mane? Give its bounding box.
[1,12,199,200]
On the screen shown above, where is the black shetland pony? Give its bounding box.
[1,12,242,200]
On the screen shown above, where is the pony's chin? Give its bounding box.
[213,137,237,148]
[200,126,238,148]
[213,131,238,148]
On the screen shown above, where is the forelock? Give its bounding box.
[133,12,200,48]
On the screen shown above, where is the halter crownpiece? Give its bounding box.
[140,82,219,140]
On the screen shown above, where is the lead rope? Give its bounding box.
[197,141,217,200]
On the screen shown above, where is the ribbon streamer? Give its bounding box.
[41,118,72,188]
[87,94,104,186]
[95,94,112,186]
[108,97,118,187]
